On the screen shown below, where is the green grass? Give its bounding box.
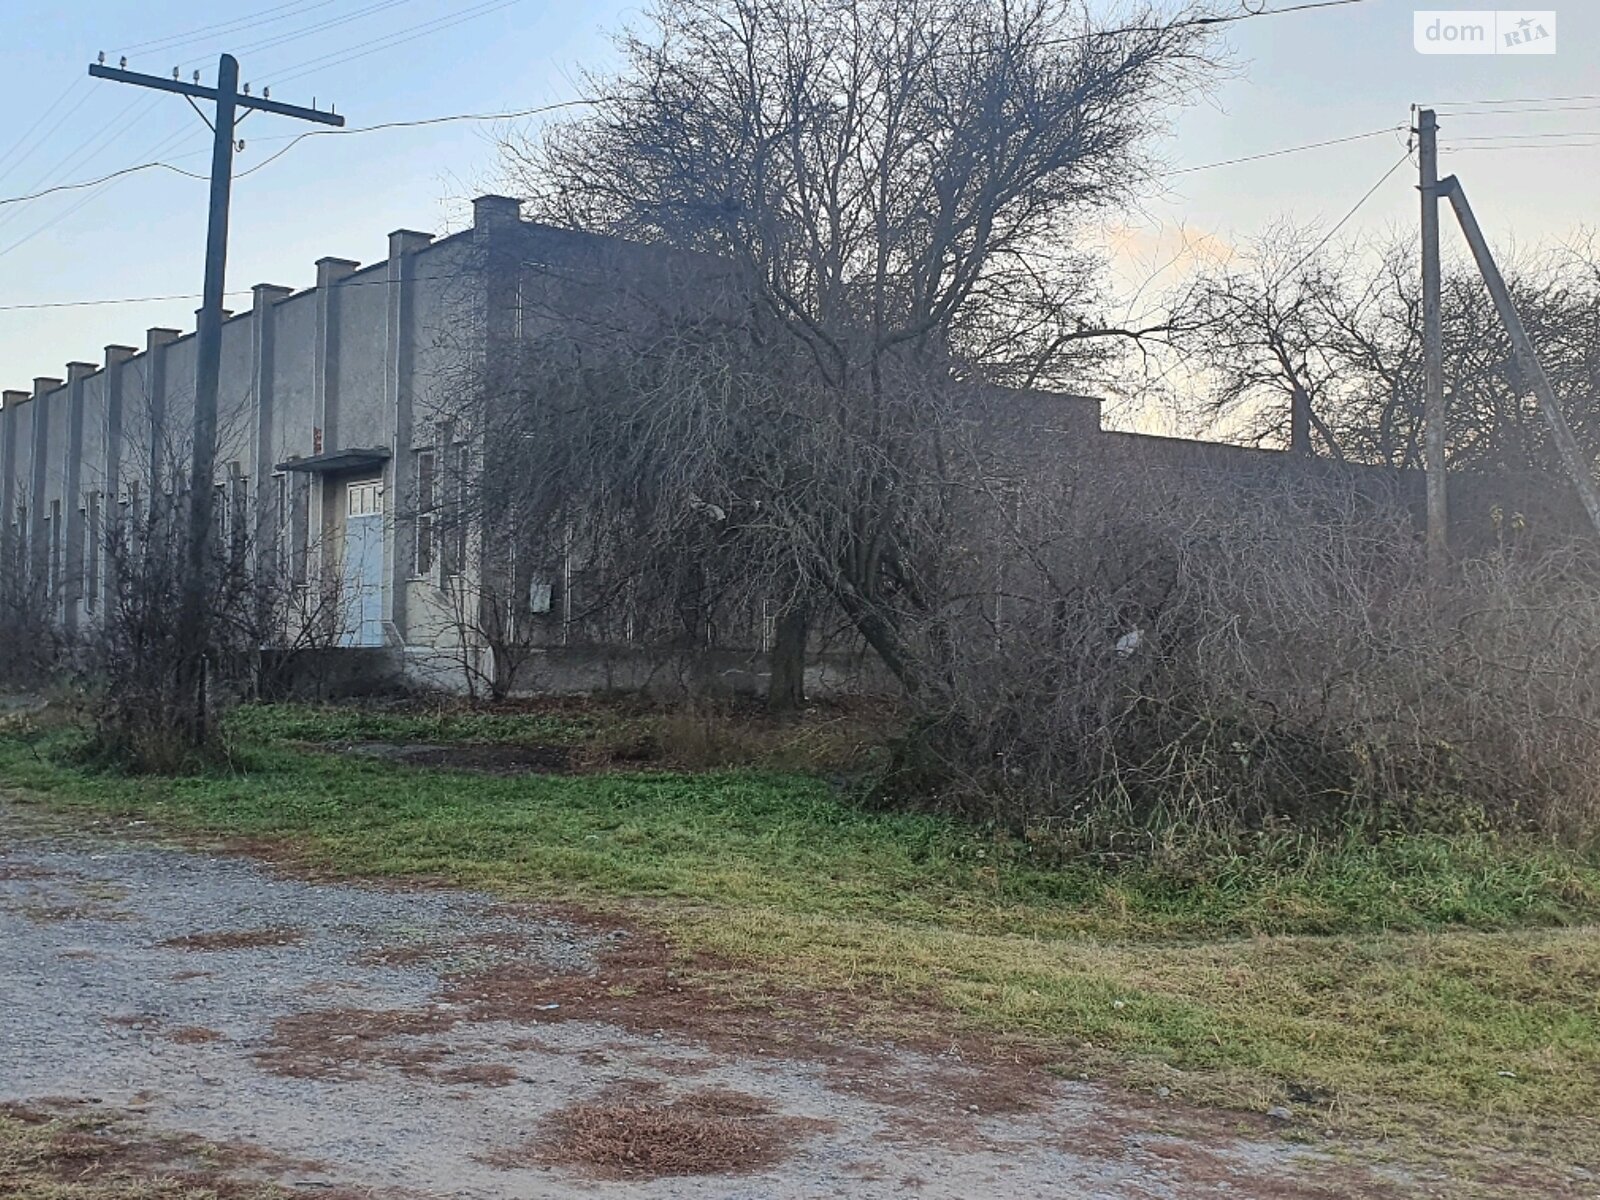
[4,707,1600,1166]
[223,701,599,747]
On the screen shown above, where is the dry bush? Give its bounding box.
[884,463,1600,853]
[526,1087,800,1178]
[80,491,348,773]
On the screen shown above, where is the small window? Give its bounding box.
[414,450,435,577]
[291,474,311,585]
[85,491,101,613]
[273,473,289,576]
[441,441,468,577]
[47,500,61,600]
[347,480,382,518]
[228,465,249,565]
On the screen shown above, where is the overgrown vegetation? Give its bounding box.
[888,470,1600,852]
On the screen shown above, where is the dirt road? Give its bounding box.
[0,797,1418,1198]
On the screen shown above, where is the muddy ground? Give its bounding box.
[0,797,1432,1199]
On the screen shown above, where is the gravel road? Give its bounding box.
[0,796,1414,1199]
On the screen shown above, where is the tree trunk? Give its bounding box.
[767,601,809,712]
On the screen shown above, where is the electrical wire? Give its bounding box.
[1019,0,1373,50]
[1446,131,1600,142]
[0,85,101,192]
[232,97,602,178]
[0,143,1419,311]
[1442,141,1600,152]
[0,267,487,312]
[117,0,341,56]
[0,162,203,207]
[212,0,421,66]
[1432,93,1600,108]
[0,291,250,312]
[268,0,526,87]
[1279,149,1411,279]
[0,123,203,261]
[1428,103,1600,118]
[1169,126,1403,174]
[0,78,89,186]
[3,103,1393,206]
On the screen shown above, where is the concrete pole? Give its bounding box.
[1417,108,1448,581]
[1442,175,1600,536]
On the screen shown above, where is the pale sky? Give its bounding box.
[2,0,1597,425]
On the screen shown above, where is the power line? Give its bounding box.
[1446,131,1600,142]
[1184,0,1371,24]
[0,268,482,313]
[117,0,340,55]
[234,97,602,177]
[0,145,1415,312]
[0,290,246,313]
[0,123,204,262]
[0,84,100,192]
[1280,149,1412,278]
[1169,125,1403,174]
[1023,0,1372,48]
[269,0,526,87]
[1442,141,1600,153]
[0,98,602,207]
[2,103,1397,209]
[0,162,204,207]
[1431,93,1600,109]
[1430,103,1600,118]
[0,78,88,186]
[217,0,421,66]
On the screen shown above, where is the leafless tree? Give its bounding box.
[1180,228,1600,480]
[482,0,1219,713]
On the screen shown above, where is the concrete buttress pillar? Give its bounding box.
[383,229,432,645]
[62,361,96,633]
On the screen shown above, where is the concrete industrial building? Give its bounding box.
[0,194,542,690]
[3,194,1571,696]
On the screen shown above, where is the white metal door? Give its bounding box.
[339,479,384,647]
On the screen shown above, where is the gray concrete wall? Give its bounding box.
[0,197,518,680]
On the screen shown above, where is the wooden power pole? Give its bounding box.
[89,54,344,744]
[1441,175,1600,536]
[1416,107,1448,581]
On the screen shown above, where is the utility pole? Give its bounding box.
[89,54,344,744]
[1441,175,1600,536]
[1416,107,1448,582]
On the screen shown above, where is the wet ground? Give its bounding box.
[0,796,1422,1198]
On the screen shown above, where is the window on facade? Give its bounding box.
[441,441,468,578]
[227,465,249,566]
[290,473,311,586]
[214,482,229,552]
[413,449,435,577]
[346,479,382,518]
[273,472,289,579]
[47,500,61,600]
[85,491,100,613]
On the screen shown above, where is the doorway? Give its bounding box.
[338,477,384,647]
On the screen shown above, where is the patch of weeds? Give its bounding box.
[502,1084,825,1178]
[0,1102,352,1198]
